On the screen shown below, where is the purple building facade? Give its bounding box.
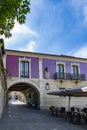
[5,50,87,109]
[6,51,87,81]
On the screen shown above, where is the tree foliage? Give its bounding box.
[0,0,30,38]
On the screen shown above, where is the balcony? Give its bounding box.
[56,72,85,81]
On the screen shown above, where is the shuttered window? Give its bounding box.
[20,61,29,78]
[57,64,64,78]
[72,65,79,79]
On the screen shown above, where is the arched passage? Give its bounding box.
[8,91,26,103]
[6,82,40,109]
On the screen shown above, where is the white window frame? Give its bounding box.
[19,57,31,78]
[71,63,80,75]
[56,61,66,73]
[56,61,66,79]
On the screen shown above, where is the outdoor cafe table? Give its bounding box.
[65,110,87,125]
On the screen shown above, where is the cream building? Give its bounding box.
[1,45,87,118]
[5,49,87,110]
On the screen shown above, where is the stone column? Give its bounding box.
[39,58,44,109]
[39,58,43,79]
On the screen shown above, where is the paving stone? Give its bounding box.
[0,104,87,130]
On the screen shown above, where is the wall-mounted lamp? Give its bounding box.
[45,83,50,90]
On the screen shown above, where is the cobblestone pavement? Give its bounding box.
[0,104,87,130]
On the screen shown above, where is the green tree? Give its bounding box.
[0,0,30,38]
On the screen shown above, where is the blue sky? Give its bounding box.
[2,0,87,58]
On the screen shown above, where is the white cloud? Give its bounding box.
[12,21,38,36]
[1,21,38,48]
[19,41,37,52]
[68,45,87,58]
[69,0,87,25]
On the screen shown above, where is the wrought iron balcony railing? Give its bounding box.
[56,72,85,81]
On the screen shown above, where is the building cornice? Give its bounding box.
[5,49,87,63]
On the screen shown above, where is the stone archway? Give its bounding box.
[6,81,40,109]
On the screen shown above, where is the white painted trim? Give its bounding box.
[71,63,80,74]
[56,61,66,73]
[39,58,43,79]
[19,57,31,78]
